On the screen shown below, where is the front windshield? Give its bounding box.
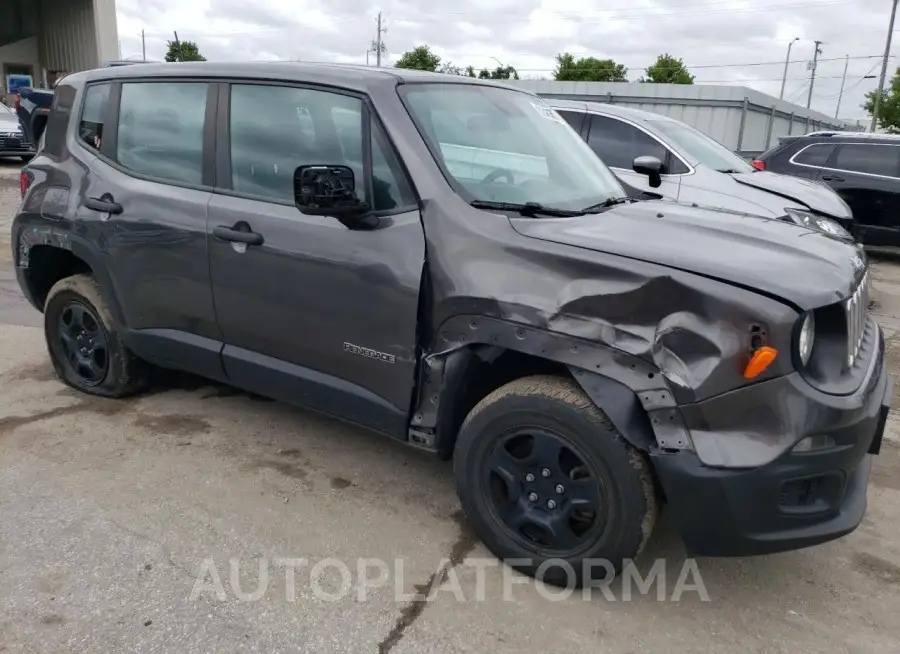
[402,83,626,210]
[648,119,754,173]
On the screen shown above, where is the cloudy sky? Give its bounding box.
[115,0,896,122]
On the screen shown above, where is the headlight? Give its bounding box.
[798,313,815,365]
[783,207,852,240]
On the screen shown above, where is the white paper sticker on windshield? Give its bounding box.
[531,103,563,123]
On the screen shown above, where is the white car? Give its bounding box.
[549,99,853,239]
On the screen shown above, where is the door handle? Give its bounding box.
[821,175,844,182]
[213,225,264,246]
[84,196,123,214]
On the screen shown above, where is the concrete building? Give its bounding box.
[1,0,119,102]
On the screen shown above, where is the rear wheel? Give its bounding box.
[44,274,149,397]
[453,374,657,587]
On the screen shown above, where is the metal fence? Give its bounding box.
[501,80,862,158]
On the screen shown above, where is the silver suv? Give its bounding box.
[550,99,853,238]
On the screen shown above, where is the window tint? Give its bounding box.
[586,114,668,171]
[831,144,900,178]
[793,143,834,167]
[557,110,585,134]
[79,83,110,151]
[229,84,414,210]
[116,82,207,185]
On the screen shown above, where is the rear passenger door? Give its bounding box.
[818,143,900,246]
[207,82,425,438]
[584,113,682,198]
[77,79,224,380]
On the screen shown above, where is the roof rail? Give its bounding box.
[803,130,900,139]
[101,59,160,67]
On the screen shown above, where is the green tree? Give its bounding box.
[164,39,206,62]
[641,53,694,84]
[553,53,627,82]
[474,65,519,80]
[864,66,900,133]
[395,45,442,72]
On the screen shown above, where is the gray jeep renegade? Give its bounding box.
[11,62,892,586]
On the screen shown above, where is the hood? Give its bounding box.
[511,200,865,311]
[729,170,852,219]
[0,111,21,130]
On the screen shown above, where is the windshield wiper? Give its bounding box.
[581,196,634,213]
[715,169,743,174]
[469,200,584,217]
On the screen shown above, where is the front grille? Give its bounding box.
[846,272,869,367]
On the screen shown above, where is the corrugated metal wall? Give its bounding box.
[502,80,860,157]
[38,0,100,74]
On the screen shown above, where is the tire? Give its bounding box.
[453,374,657,588]
[44,274,149,398]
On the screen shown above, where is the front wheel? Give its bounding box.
[453,374,658,588]
[44,274,149,397]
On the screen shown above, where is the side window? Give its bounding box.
[229,84,415,211]
[116,82,207,185]
[792,143,835,167]
[557,110,585,134]
[830,144,900,178]
[79,83,110,151]
[586,114,668,171]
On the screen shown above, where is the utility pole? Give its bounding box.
[374,12,387,67]
[780,37,799,99]
[806,40,823,109]
[871,0,899,132]
[173,30,183,62]
[141,29,146,61]
[835,54,849,118]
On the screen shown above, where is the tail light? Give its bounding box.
[20,170,31,197]
[751,159,766,171]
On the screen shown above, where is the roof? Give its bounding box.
[65,61,529,95]
[546,98,675,123]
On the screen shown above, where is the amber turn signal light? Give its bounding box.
[743,346,778,379]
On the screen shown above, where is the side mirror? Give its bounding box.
[294,165,371,221]
[633,155,663,188]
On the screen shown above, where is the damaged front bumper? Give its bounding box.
[652,323,892,557]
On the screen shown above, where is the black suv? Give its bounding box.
[11,63,892,586]
[755,132,900,246]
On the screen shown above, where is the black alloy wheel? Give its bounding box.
[485,426,608,556]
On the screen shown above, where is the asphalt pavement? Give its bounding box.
[1,160,900,653]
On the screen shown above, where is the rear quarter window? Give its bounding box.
[790,143,834,167]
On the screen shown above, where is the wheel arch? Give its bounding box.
[17,232,126,327]
[414,315,692,458]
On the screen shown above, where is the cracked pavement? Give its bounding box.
[2,160,900,653]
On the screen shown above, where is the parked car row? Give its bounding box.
[0,102,34,162]
[549,100,899,247]
[11,63,891,587]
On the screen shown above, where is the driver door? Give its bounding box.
[207,82,425,438]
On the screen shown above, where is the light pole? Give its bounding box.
[780,37,799,99]
[871,0,899,132]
